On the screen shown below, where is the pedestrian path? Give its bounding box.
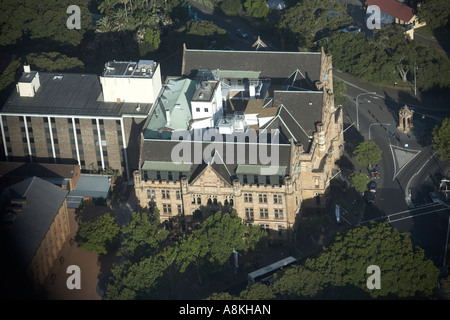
[390,144,421,180]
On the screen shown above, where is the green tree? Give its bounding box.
[0,0,91,46]
[219,0,243,16]
[353,141,382,167]
[25,52,84,72]
[417,0,450,30]
[77,213,120,254]
[206,292,240,300]
[139,28,161,56]
[0,60,21,93]
[239,282,276,300]
[105,255,167,299]
[304,222,440,298]
[177,211,267,284]
[119,209,168,262]
[244,0,269,19]
[272,265,324,298]
[432,118,450,161]
[278,0,351,48]
[349,172,371,193]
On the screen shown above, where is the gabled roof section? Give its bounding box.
[189,163,232,187]
[260,91,323,150]
[0,177,68,266]
[182,48,322,87]
[366,0,415,22]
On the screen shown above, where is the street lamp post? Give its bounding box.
[356,92,377,131]
[369,123,391,140]
[414,61,418,96]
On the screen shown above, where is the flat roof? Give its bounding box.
[1,72,152,117]
[68,174,111,198]
[102,60,158,78]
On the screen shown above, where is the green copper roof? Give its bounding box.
[142,161,192,172]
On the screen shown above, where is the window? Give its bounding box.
[168,171,173,181]
[258,194,267,203]
[176,190,181,200]
[273,194,282,204]
[244,193,252,203]
[162,190,170,199]
[254,175,259,184]
[259,208,268,218]
[245,208,254,219]
[260,224,270,233]
[147,189,155,198]
[196,108,200,112]
[274,209,283,219]
[204,108,209,113]
[163,204,172,214]
[314,177,320,188]
[177,205,182,214]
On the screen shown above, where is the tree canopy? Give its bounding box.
[77,213,121,254]
[321,25,450,91]
[417,0,450,30]
[25,52,85,72]
[353,140,382,167]
[278,0,351,48]
[0,0,91,47]
[244,0,270,19]
[349,172,371,193]
[432,118,450,161]
[209,222,440,299]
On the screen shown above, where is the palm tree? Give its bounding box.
[99,0,118,14]
[96,16,114,33]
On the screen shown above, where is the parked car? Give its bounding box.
[370,170,379,179]
[366,181,377,204]
[339,25,361,34]
[366,191,376,204]
[236,29,248,39]
[430,192,440,204]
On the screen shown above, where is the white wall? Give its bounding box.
[100,64,162,104]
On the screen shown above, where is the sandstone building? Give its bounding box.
[134,47,344,239]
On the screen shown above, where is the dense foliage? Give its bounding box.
[77,213,121,254]
[320,25,450,91]
[105,209,267,299]
[432,118,450,161]
[349,172,371,193]
[0,0,91,47]
[278,0,351,48]
[353,141,382,167]
[208,223,440,299]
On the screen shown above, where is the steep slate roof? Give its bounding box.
[261,91,323,150]
[0,177,68,266]
[366,0,415,22]
[182,48,322,87]
[1,72,151,117]
[141,139,292,183]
